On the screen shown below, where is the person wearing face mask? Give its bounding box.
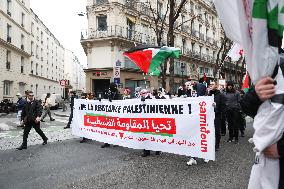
[17,91,48,150]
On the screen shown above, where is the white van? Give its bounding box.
[40,94,63,109]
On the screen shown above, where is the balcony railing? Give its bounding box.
[138,3,151,17]
[81,25,157,45]
[191,30,199,38]
[199,33,205,41]
[94,0,108,6]
[125,0,137,10]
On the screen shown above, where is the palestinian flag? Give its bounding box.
[242,71,249,93]
[123,45,181,76]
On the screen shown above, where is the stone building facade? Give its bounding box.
[0,0,85,101]
[81,0,240,95]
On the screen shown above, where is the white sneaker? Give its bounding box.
[186,158,197,166]
[204,159,209,163]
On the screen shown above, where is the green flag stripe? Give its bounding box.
[268,6,278,30]
[148,50,180,75]
[252,0,268,19]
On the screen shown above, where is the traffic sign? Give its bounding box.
[114,78,120,85]
[113,67,120,78]
[59,79,69,86]
[116,60,121,67]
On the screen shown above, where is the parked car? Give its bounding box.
[0,99,16,114]
[40,94,63,109]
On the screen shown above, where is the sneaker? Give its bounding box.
[204,159,210,163]
[227,139,233,142]
[101,143,110,148]
[186,158,197,166]
[241,133,245,137]
[141,150,150,157]
[64,126,70,129]
[50,118,55,121]
[80,138,87,143]
[17,145,27,150]
[42,138,48,145]
[235,140,239,144]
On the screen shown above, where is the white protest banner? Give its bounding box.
[72,97,215,160]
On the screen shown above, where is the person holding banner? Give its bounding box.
[101,83,122,148]
[64,91,77,129]
[208,81,224,151]
[80,92,95,143]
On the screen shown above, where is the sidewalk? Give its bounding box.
[53,109,70,118]
[0,113,7,117]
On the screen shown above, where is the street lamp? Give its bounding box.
[181,62,186,84]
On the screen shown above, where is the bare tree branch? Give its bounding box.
[174,14,198,30]
[173,0,187,21]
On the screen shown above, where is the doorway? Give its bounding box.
[93,79,110,98]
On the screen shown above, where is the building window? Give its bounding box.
[31,22,34,35]
[191,42,195,51]
[126,18,135,40]
[21,13,25,27]
[35,84,38,97]
[36,27,39,41]
[97,16,107,31]
[7,0,11,16]
[157,1,163,18]
[41,31,43,44]
[21,34,24,50]
[36,45,39,58]
[41,48,43,61]
[7,24,11,42]
[31,41,34,55]
[31,61,33,74]
[6,50,11,70]
[182,39,186,54]
[41,65,43,76]
[3,80,12,96]
[199,67,204,74]
[36,63,38,75]
[21,57,24,73]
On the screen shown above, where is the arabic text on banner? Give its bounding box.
[72,97,215,160]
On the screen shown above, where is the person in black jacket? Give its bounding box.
[241,77,284,189]
[101,83,122,148]
[208,81,224,151]
[17,91,48,150]
[224,81,242,144]
[64,91,78,129]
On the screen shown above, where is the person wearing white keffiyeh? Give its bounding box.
[214,0,284,188]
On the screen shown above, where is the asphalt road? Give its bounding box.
[0,120,255,189]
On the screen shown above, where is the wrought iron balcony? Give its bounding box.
[199,33,205,41]
[138,3,151,17]
[93,0,108,6]
[81,25,157,45]
[191,30,199,38]
[125,0,137,10]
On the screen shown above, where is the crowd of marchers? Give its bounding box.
[14,78,283,174]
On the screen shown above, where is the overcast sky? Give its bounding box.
[30,0,87,67]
